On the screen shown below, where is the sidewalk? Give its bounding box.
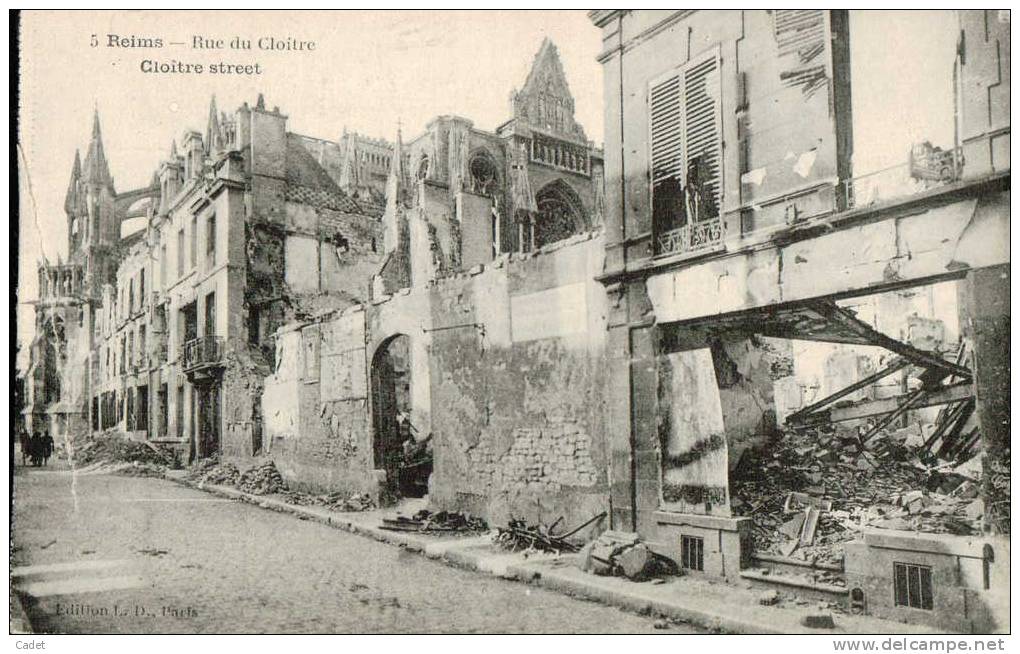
[163,470,943,635]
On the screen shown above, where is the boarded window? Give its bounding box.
[650,49,722,238]
[681,535,704,571]
[893,562,934,610]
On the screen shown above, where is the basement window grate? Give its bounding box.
[681,535,704,571]
[894,562,933,610]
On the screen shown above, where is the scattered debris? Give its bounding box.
[496,512,606,555]
[759,589,781,606]
[69,432,172,468]
[802,613,836,629]
[732,421,983,565]
[39,540,57,550]
[281,490,376,513]
[653,619,670,630]
[380,509,487,533]
[117,461,166,478]
[138,548,169,557]
[237,461,287,495]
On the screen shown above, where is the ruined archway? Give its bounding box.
[533,179,587,248]
[370,334,428,500]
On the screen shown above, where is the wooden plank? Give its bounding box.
[826,382,974,424]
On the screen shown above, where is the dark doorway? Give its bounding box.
[196,383,221,458]
[180,301,198,349]
[370,335,429,499]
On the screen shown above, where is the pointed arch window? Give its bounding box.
[531,180,587,249]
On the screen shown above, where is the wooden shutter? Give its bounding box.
[774,10,825,58]
[682,52,722,220]
[650,73,682,188]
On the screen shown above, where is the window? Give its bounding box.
[177,229,185,277]
[190,216,197,269]
[650,48,723,254]
[160,243,167,288]
[681,535,704,571]
[893,563,933,610]
[138,325,146,366]
[139,269,145,307]
[206,212,216,267]
[204,292,216,337]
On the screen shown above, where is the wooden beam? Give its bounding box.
[825,382,974,424]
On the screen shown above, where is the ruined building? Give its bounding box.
[23,12,1009,633]
[259,39,608,524]
[27,95,389,464]
[589,8,1008,632]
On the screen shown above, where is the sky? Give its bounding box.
[16,10,961,372]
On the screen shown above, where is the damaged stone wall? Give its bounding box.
[658,330,781,516]
[426,230,609,528]
[255,307,375,493]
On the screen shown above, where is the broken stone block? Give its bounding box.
[616,543,654,580]
[779,513,806,539]
[759,590,780,606]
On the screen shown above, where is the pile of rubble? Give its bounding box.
[381,509,487,533]
[280,490,376,513]
[191,458,241,486]
[236,461,287,495]
[116,461,167,478]
[731,423,983,564]
[69,433,173,468]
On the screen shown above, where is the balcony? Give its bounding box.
[183,336,225,376]
[840,144,962,211]
[656,216,725,259]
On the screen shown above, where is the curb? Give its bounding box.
[162,473,942,635]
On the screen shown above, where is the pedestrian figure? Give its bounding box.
[18,426,30,466]
[29,432,43,467]
[42,433,54,466]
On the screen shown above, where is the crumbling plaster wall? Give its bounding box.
[426,230,609,529]
[256,307,376,492]
[658,331,780,516]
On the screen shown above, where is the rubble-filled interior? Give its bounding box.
[728,283,996,568]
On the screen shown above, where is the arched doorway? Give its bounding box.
[370,334,429,500]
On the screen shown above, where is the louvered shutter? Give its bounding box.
[681,54,722,221]
[650,74,682,187]
[774,10,825,59]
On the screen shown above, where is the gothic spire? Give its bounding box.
[382,125,411,253]
[63,150,81,214]
[339,133,361,193]
[513,38,586,141]
[206,95,221,154]
[82,108,113,188]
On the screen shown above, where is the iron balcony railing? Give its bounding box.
[183,336,225,371]
[656,215,725,258]
[654,144,963,258]
[839,144,963,212]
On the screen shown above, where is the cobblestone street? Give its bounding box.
[11,464,698,634]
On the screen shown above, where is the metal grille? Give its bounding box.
[681,535,704,571]
[894,562,934,610]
